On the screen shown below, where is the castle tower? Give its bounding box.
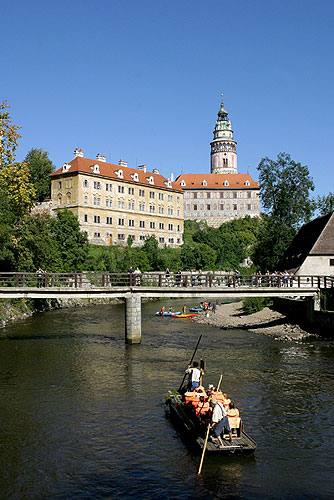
[210,93,238,174]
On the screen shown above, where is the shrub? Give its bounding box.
[242,297,273,315]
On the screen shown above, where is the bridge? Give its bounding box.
[1,271,332,343]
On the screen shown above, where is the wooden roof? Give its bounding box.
[277,212,334,271]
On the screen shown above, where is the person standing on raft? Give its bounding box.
[185,361,202,391]
[210,397,233,448]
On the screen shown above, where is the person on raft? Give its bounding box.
[210,397,233,448]
[185,361,202,391]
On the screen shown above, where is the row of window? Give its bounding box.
[190,191,253,199]
[87,196,180,215]
[92,232,180,244]
[72,180,180,201]
[187,203,255,211]
[84,215,180,231]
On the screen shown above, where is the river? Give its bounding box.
[0,299,333,500]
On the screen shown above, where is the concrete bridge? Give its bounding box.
[0,272,332,343]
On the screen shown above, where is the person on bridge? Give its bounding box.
[186,361,202,391]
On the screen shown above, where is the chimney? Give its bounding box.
[152,168,159,175]
[170,173,174,182]
[137,164,147,173]
[118,159,128,167]
[96,153,106,162]
[74,148,84,158]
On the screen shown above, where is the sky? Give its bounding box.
[2,0,333,196]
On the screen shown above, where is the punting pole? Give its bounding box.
[178,334,202,392]
[217,374,223,391]
[197,424,210,475]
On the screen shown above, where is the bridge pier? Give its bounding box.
[125,294,141,344]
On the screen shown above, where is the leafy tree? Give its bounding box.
[254,153,315,270]
[0,163,36,219]
[13,213,62,272]
[258,152,315,230]
[0,100,21,167]
[180,242,216,270]
[316,192,334,216]
[0,188,16,270]
[143,236,159,270]
[24,148,55,202]
[50,209,89,272]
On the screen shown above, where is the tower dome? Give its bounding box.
[210,93,238,174]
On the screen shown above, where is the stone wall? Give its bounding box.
[273,296,334,338]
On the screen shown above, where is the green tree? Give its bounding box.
[316,192,334,216]
[254,153,315,270]
[258,152,315,229]
[24,148,55,202]
[143,236,159,270]
[0,188,16,270]
[0,162,36,219]
[0,100,21,167]
[180,242,216,270]
[51,209,89,272]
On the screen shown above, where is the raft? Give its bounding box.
[165,393,256,456]
[189,307,204,312]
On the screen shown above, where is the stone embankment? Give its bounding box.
[196,301,315,341]
[0,297,122,329]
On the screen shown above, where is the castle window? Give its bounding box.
[106,217,112,224]
[150,221,155,229]
[58,181,62,190]
[118,186,124,194]
[84,196,88,205]
[94,215,101,223]
[224,181,229,187]
[202,180,207,186]
[83,180,88,188]
[159,237,165,244]
[128,219,135,227]
[159,222,164,230]
[118,218,125,226]
[84,214,88,222]
[330,259,334,266]
[140,221,145,228]
[207,192,211,199]
[180,180,186,187]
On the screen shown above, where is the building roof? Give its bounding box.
[277,212,334,271]
[174,173,259,190]
[50,156,183,193]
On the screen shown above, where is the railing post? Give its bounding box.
[297,276,300,287]
[318,277,321,288]
[22,274,25,287]
[209,274,212,287]
[44,273,48,287]
[75,273,78,288]
[184,275,188,287]
[324,277,327,288]
[102,273,105,287]
[16,273,19,287]
[159,274,162,287]
[233,275,236,288]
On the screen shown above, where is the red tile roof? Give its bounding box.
[50,156,183,192]
[174,173,259,189]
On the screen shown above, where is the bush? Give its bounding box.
[242,297,273,315]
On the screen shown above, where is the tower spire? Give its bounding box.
[210,93,237,174]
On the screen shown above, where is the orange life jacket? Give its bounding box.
[227,408,239,417]
[195,401,210,415]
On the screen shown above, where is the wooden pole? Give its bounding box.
[217,374,223,391]
[178,334,202,392]
[197,424,210,475]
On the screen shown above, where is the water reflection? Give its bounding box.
[0,299,333,499]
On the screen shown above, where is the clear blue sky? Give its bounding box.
[3,0,333,196]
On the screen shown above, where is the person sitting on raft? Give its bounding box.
[227,401,239,418]
[186,361,202,391]
[210,397,233,447]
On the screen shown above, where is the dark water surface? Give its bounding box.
[0,300,333,500]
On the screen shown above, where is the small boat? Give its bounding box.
[171,313,198,318]
[189,307,204,312]
[155,311,181,316]
[165,391,256,456]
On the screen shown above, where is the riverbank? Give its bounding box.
[0,297,123,329]
[196,301,315,341]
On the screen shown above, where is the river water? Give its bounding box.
[0,300,333,500]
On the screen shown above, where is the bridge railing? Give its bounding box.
[0,272,333,289]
